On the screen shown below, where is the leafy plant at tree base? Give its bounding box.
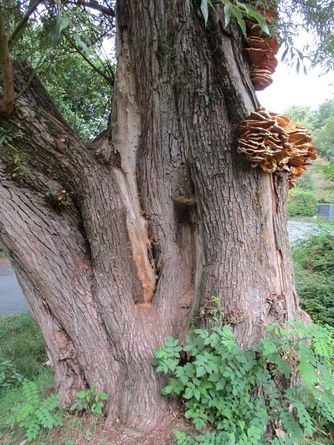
[70,387,108,416]
[154,321,334,444]
[6,381,62,442]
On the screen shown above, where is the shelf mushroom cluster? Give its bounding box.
[245,9,279,91]
[237,107,317,187]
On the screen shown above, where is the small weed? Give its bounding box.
[5,381,62,442]
[70,387,109,417]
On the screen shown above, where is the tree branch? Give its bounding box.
[0,5,14,115]
[76,1,115,17]
[64,34,114,87]
[8,0,43,52]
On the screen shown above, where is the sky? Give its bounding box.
[257,49,334,113]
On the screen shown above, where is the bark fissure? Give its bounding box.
[0,5,14,115]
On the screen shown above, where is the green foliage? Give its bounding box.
[0,358,24,390]
[285,105,317,132]
[200,0,270,35]
[277,0,334,72]
[70,387,108,416]
[154,321,334,444]
[5,0,114,141]
[316,163,334,182]
[314,110,334,161]
[293,229,334,328]
[0,312,47,379]
[288,189,317,217]
[286,100,334,162]
[38,52,112,141]
[295,169,314,191]
[6,381,62,442]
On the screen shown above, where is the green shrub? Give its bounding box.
[0,312,46,379]
[288,188,317,217]
[293,230,334,327]
[5,381,62,442]
[154,322,334,445]
[295,169,315,190]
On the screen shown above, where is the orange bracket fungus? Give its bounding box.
[245,7,279,91]
[237,107,317,187]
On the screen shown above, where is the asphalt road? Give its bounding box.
[0,220,320,316]
[0,260,28,316]
[287,220,317,245]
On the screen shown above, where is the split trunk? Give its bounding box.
[0,1,307,437]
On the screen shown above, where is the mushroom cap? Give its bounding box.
[245,48,277,72]
[250,68,273,90]
[237,107,317,186]
[244,6,279,91]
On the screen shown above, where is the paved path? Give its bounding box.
[287,220,317,245]
[0,260,28,316]
[0,220,319,316]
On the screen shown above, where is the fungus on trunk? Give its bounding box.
[244,6,279,91]
[237,107,317,186]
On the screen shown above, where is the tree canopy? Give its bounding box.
[286,99,334,160]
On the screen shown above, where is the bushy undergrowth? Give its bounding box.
[293,229,334,327]
[288,189,318,217]
[0,312,46,382]
[154,320,334,444]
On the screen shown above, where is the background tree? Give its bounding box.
[0,0,333,440]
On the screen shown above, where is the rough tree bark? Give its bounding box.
[0,0,308,439]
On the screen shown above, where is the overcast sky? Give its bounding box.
[257,59,334,113]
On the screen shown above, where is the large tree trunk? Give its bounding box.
[0,0,308,440]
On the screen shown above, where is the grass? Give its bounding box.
[0,313,114,445]
[0,312,47,379]
[0,377,107,444]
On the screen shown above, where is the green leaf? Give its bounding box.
[52,15,70,43]
[184,387,193,399]
[298,361,317,386]
[224,3,232,28]
[246,9,270,35]
[200,0,209,26]
[196,366,206,377]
